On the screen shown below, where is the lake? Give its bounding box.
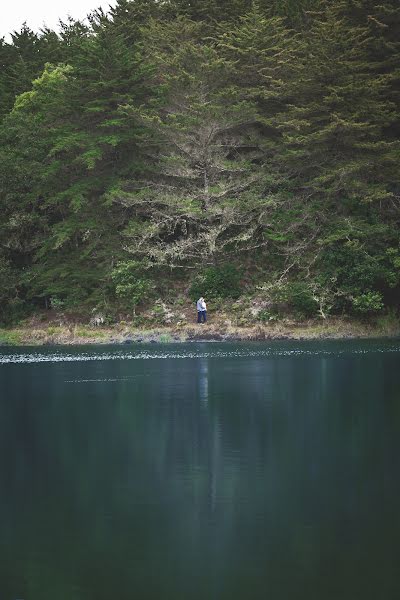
[1,339,400,599]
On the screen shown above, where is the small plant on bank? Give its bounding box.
[257,309,280,323]
[0,329,23,345]
[159,333,172,343]
[75,327,91,338]
[376,309,400,335]
[46,326,60,335]
[73,326,106,339]
[149,300,176,325]
[281,282,319,318]
[132,315,147,327]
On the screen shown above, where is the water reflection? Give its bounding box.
[0,342,399,599]
[198,357,209,404]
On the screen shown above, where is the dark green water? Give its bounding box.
[1,340,400,599]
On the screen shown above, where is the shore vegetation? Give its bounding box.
[0,1,399,329]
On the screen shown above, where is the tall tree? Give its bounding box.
[0,24,62,118]
[110,17,266,267]
[271,0,400,308]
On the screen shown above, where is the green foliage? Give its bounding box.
[46,326,60,335]
[316,229,400,314]
[0,256,24,323]
[74,326,106,338]
[190,265,242,300]
[352,292,384,314]
[0,329,23,345]
[111,261,152,310]
[0,0,399,321]
[283,282,319,318]
[376,308,400,335]
[159,333,172,343]
[49,297,65,311]
[257,309,280,323]
[264,281,319,319]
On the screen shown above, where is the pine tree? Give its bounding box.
[277,1,398,204]
[109,17,266,266]
[217,3,308,269]
[0,24,62,119]
[0,0,399,319]
[271,0,400,307]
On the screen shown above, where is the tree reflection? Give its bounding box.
[0,344,399,599]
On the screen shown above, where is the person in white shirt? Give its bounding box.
[196,297,207,323]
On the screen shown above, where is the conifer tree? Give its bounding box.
[110,17,266,266]
[278,0,398,205]
[0,24,62,118]
[0,0,399,319]
[271,0,400,307]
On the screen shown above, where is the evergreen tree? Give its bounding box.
[110,17,266,266]
[0,0,399,319]
[279,1,398,205]
[0,24,62,118]
[270,0,400,308]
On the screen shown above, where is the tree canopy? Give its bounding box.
[0,0,399,321]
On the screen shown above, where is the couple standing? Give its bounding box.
[196,297,207,323]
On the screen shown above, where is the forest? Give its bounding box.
[0,0,399,325]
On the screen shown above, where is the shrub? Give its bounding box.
[111,261,153,312]
[257,309,280,323]
[190,265,242,300]
[49,297,65,310]
[376,309,399,334]
[352,291,384,314]
[46,326,59,335]
[159,333,172,343]
[263,281,318,319]
[0,330,23,345]
[284,282,319,318]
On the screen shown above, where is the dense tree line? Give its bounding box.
[0,0,399,321]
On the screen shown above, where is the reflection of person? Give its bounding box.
[196,297,207,323]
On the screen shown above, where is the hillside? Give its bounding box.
[0,0,399,328]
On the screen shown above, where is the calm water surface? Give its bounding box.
[1,339,400,599]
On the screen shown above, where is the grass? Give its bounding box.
[375,311,400,336]
[0,329,23,345]
[74,326,107,339]
[159,333,172,343]
[1,312,399,346]
[46,326,62,335]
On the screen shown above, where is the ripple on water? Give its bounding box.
[0,343,400,365]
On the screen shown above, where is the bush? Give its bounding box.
[0,329,23,345]
[376,309,399,334]
[190,265,242,300]
[352,291,384,314]
[46,326,60,335]
[264,281,318,319]
[111,261,153,311]
[49,297,65,310]
[317,240,400,314]
[284,282,318,317]
[257,309,280,322]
